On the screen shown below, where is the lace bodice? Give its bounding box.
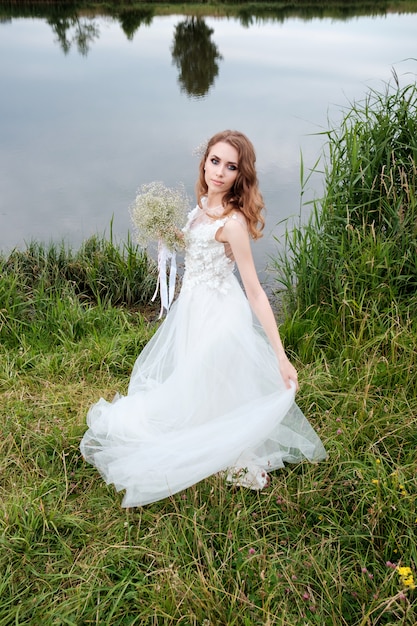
[181,205,237,294]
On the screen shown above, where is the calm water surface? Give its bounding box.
[1,11,417,276]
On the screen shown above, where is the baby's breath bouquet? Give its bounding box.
[130,181,190,317]
[130,181,189,252]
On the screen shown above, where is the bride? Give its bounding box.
[80,129,326,507]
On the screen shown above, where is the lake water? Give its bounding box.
[1,7,417,278]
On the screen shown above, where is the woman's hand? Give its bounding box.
[278,354,299,391]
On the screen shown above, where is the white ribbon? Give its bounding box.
[151,241,177,318]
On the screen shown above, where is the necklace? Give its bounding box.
[204,207,225,223]
[203,197,223,214]
[205,202,222,211]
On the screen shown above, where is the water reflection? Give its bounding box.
[37,8,223,98]
[171,17,222,98]
[235,1,387,26]
[115,8,154,40]
[1,5,417,278]
[48,15,99,55]
[1,1,410,59]
[0,1,395,26]
[48,8,155,54]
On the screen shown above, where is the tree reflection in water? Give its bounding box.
[116,9,154,41]
[171,17,223,99]
[47,15,99,55]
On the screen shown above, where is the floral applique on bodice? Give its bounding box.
[181,205,237,294]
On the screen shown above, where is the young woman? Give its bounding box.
[80,130,326,506]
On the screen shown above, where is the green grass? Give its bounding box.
[1,361,416,624]
[1,75,417,624]
[4,0,417,38]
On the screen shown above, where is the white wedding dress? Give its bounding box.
[80,202,326,506]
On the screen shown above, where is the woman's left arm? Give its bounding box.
[220,219,298,390]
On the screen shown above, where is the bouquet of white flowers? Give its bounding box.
[130,181,188,252]
[130,181,190,317]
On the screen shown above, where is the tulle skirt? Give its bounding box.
[80,276,326,506]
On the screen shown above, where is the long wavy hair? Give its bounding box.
[195,130,265,239]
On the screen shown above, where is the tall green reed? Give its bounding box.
[0,231,157,351]
[275,71,417,364]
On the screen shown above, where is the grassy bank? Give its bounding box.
[3,0,417,23]
[1,77,417,624]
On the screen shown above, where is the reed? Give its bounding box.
[0,234,158,349]
[275,71,417,361]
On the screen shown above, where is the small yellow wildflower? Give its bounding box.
[372,479,379,485]
[376,459,381,465]
[397,566,416,590]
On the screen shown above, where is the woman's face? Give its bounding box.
[204,141,239,197]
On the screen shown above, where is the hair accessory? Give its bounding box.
[192,138,208,158]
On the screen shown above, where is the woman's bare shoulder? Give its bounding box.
[225,210,248,230]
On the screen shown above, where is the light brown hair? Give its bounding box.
[196,130,265,239]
